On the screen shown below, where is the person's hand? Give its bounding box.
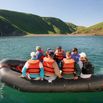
[60,70,62,74]
[59,75,63,78]
[34,77,40,80]
[19,75,25,78]
[40,78,43,80]
[74,76,78,80]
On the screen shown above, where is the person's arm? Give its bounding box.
[21,62,28,77]
[36,51,42,59]
[60,60,64,72]
[39,62,44,80]
[63,50,65,57]
[73,62,78,76]
[74,62,77,72]
[78,60,83,69]
[53,62,62,78]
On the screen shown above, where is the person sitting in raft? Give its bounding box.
[71,48,81,75]
[54,46,65,69]
[35,46,44,62]
[71,48,80,63]
[43,49,62,83]
[21,52,44,80]
[45,48,51,57]
[79,52,94,79]
[61,51,78,80]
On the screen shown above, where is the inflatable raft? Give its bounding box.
[0,59,103,92]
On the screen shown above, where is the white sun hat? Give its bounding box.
[30,52,36,57]
[79,52,87,57]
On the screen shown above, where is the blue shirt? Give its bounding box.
[71,54,80,63]
[36,51,44,62]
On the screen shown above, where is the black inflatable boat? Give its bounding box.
[0,59,103,92]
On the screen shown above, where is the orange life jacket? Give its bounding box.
[26,59,40,74]
[55,50,64,60]
[62,58,75,74]
[43,57,55,74]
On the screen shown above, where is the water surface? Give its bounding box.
[0,36,103,103]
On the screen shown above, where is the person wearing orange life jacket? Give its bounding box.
[54,46,65,69]
[43,49,62,83]
[61,51,78,80]
[21,52,44,80]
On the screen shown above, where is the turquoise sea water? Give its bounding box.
[0,36,103,103]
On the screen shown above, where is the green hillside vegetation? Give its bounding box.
[0,9,103,36]
[74,26,87,34]
[0,10,76,35]
[0,16,26,36]
[87,22,103,35]
[66,22,77,32]
[75,22,103,35]
[42,17,73,34]
[0,10,53,34]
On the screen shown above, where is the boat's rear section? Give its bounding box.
[0,58,25,72]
